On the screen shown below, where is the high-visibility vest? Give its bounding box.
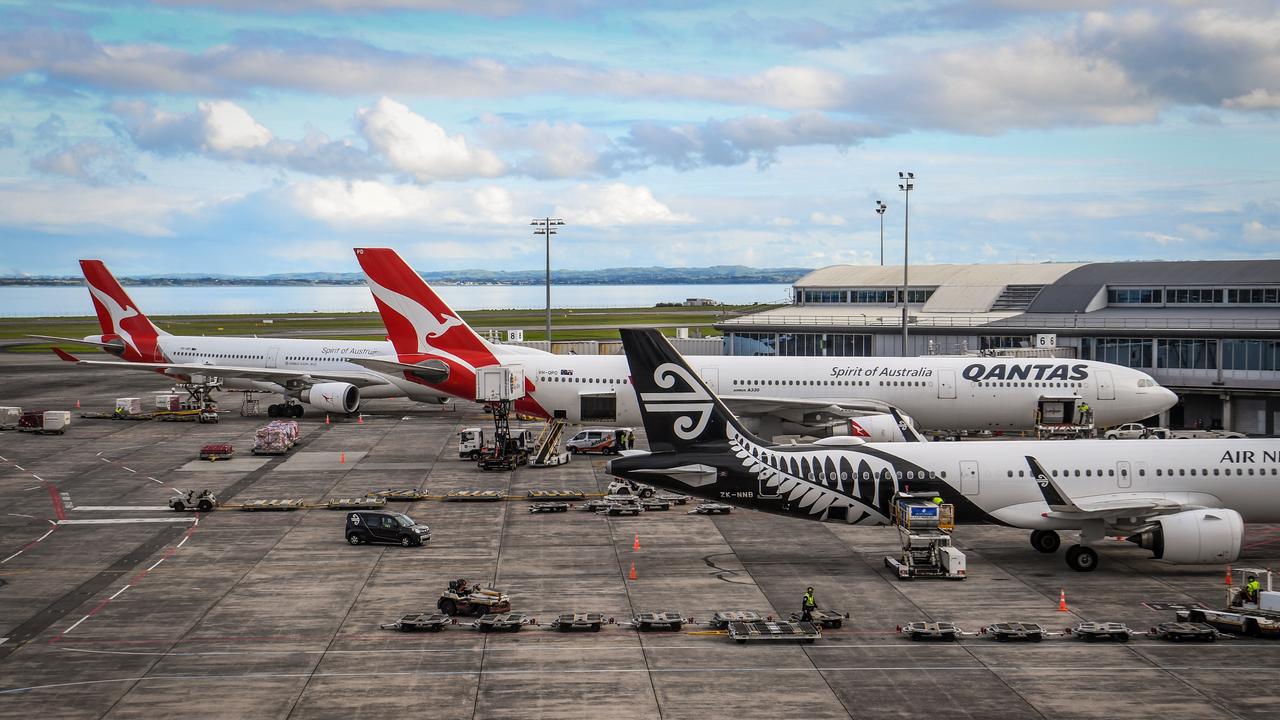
[803,592,815,608]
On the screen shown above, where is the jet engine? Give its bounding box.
[301,382,360,414]
[814,413,918,443]
[1127,508,1243,564]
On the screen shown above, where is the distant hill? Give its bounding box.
[0,265,811,287]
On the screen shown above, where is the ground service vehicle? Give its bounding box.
[438,579,512,616]
[1180,568,1280,638]
[345,511,431,546]
[169,489,216,512]
[1104,423,1150,440]
[566,428,625,454]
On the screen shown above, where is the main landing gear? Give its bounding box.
[267,403,304,418]
[1029,530,1099,572]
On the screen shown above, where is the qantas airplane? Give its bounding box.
[349,247,1176,439]
[608,328,1280,571]
[35,260,480,415]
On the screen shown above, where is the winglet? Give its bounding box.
[888,406,926,442]
[1025,455,1079,512]
[52,347,79,363]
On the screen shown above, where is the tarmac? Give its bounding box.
[2,353,1280,719]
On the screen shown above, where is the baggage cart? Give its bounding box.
[639,498,671,511]
[789,609,848,629]
[529,501,570,513]
[981,622,1046,642]
[528,489,585,500]
[473,612,530,632]
[690,502,732,515]
[601,501,643,516]
[382,613,451,632]
[656,492,690,505]
[1067,621,1133,642]
[371,488,427,501]
[238,499,305,511]
[199,443,235,461]
[708,611,764,630]
[630,612,687,631]
[1148,621,1218,642]
[579,499,612,512]
[899,621,964,641]
[728,621,820,644]
[550,613,606,632]
[444,489,506,502]
[326,496,387,510]
[0,406,20,429]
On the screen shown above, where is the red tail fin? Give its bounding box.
[79,260,167,362]
[353,248,493,362]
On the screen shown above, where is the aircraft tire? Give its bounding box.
[1065,545,1098,572]
[1030,530,1061,554]
[267,405,280,417]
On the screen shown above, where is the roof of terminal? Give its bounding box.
[795,263,1081,288]
[1029,260,1280,312]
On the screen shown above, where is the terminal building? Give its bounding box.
[716,260,1280,435]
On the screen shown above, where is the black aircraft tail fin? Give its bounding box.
[619,328,762,453]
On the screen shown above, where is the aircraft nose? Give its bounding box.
[1156,386,1178,412]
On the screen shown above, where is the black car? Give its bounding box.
[345,511,431,547]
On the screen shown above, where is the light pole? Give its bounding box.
[530,217,564,343]
[875,200,887,266]
[897,172,914,357]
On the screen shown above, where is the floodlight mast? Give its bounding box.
[531,218,565,344]
[897,172,914,357]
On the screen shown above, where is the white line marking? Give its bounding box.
[122,467,136,473]
[31,474,43,482]
[22,486,41,491]
[56,518,196,525]
[72,506,172,512]
[100,458,112,464]
[0,454,7,461]
[151,478,164,484]
[37,528,55,542]
[147,558,165,571]
[63,615,91,634]
[176,536,189,549]
[13,465,23,471]
[7,513,34,518]
[0,638,7,646]
[108,586,130,601]
[1,551,21,564]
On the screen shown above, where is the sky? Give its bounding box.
[0,0,1278,276]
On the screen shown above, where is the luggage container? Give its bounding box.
[42,411,71,434]
[115,397,143,415]
[199,443,235,461]
[0,406,20,429]
[17,410,45,432]
[155,394,183,411]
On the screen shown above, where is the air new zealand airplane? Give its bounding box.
[608,329,1280,572]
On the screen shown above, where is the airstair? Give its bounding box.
[530,418,571,467]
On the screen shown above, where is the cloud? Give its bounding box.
[356,97,504,181]
[1224,89,1280,110]
[554,183,692,226]
[33,113,67,145]
[282,179,516,226]
[809,212,846,226]
[1141,231,1184,245]
[30,140,142,184]
[479,116,607,179]
[0,126,12,149]
[0,181,199,236]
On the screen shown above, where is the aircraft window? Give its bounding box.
[1085,470,1091,476]
[1213,468,1219,476]
[1156,469,1162,476]
[1074,470,1080,477]
[940,471,947,478]
[1052,470,1059,477]
[906,471,914,480]
[1190,469,1197,476]
[895,471,903,479]
[1138,469,1145,477]
[1108,469,1114,476]
[1179,469,1185,476]
[1248,468,1255,476]
[1018,470,1025,477]
[1007,470,1013,478]
[862,471,870,480]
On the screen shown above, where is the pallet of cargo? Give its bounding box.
[631,612,687,631]
[444,489,506,502]
[529,501,570,513]
[238,499,306,511]
[198,443,235,461]
[981,622,1047,642]
[528,489,585,500]
[728,620,819,644]
[707,611,764,630]
[655,492,690,505]
[789,609,847,629]
[550,612,606,632]
[382,612,452,632]
[639,497,671,511]
[371,488,427,501]
[326,496,387,510]
[473,612,530,632]
[154,410,201,422]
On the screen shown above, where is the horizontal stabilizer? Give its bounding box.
[28,334,117,349]
[632,464,718,487]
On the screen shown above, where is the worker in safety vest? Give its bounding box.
[1247,575,1261,604]
[932,496,943,506]
[1078,402,1092,425]
[801,587,817,622]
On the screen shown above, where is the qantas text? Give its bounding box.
[962,363,1089,382]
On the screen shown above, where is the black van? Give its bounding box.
[345,511,431,547]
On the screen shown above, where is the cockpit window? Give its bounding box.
[1137,379,1155,387]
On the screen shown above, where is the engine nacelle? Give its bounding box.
[817,413,918,443]
[301,382,360,414]
[1128,508,1243,564]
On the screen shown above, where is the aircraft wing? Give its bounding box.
[52,348,392,388]
[1025,455,1189,520]
[345,356,450,384]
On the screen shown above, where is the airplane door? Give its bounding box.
[701,368,719,393]
[266,347,279,369]
[938,369,956,399]
[1117,460,1131,489]
[960,460,980,496]
[1095,370,1115,400]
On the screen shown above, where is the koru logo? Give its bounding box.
[350,514,361,524]
[640,362,715,440]
[1036,474,1049,488]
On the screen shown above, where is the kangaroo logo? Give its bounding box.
[86,282,142,353]
[365,274,476,372]
[640,362,715,440]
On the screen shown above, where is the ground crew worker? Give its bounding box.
[1079,402,1092,425]
[1247,574,1261,604]
[801,586,817,622]
[932,496,943,506]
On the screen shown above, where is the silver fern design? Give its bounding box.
[726,423,903,525]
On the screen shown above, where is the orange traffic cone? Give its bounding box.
[1058,588,1069,612]
[1225,565,1233,586]
[357,414,364,425]
[340,451,346,464]
[633,533,641,551]
[629,562,637,581]
[326,414,330,425]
